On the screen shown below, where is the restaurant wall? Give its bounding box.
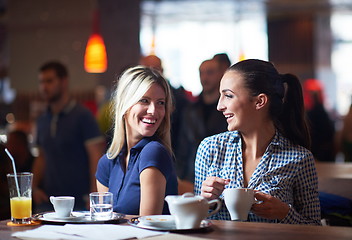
[8,0,141,92]
[8,0,94,91]
[267,10,336,109]
[267,14,315,81]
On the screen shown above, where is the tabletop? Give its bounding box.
[1,216,352,240]
[315,162,352,200]
[315,162,352,179]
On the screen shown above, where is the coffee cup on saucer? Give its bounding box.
[49,196,75,218]
[165,193,221,229]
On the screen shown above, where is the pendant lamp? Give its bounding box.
[84,9,107,73]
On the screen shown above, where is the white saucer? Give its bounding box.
[43,212,85,221]
[138,215,175,229]
[129,216,212,231]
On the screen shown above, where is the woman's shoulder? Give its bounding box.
[96,153,118,180]
[142,139,168,151]
[196,131,240,157]
[98,153,119,166]
[98,153,109,162]
[201,131,240,145]
[274,133,314,161]
[140,139,171,158]
[138,139,174,175]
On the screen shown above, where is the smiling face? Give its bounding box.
[217,70,258,132]
[125,83,166,145]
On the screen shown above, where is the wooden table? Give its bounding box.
[315,162,352,199]
[1,217,352,240]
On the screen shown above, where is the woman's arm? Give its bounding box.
[139,167,166,216]
[194,139,211,196]
[96,180,109,192]
[86,139,106,193]
[281,154,321,225]
[252,151,321,225]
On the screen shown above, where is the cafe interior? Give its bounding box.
[1,0,352,234]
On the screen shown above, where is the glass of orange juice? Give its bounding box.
[7,172,33,224]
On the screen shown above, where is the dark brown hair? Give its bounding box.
[39,61,68,79]
[229,59,311,149]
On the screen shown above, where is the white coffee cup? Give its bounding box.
[223,188,255,221]
[50,196,75,218]
[165,193,221,229]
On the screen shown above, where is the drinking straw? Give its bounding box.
[5,148,21,198]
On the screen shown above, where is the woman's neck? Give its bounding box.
[241,122,276,160]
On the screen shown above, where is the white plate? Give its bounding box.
[138,215,175,229]
[43,212,85,221]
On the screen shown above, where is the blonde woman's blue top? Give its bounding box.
[96,137,178,215]
[194,130,321,225]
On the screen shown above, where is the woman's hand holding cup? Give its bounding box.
[251,191,290,220]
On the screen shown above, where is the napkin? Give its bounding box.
[12,224,168,240]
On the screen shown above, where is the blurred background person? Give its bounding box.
[175,58,228,193]
[32,61,105,212]
[340,96,352,162]
[96,99,114,147]
[139,54,164,73]
[5,130,34,173]
[213,53,231,75]
[0,143,12,220]
[303,78,336,162]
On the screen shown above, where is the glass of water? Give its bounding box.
[89,192,113,220]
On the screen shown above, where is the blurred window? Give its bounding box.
[140,0,268,96]
[331,12,352,115]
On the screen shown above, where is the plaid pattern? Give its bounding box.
[194,131,321,225]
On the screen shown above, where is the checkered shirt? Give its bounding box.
[194,130,321,225]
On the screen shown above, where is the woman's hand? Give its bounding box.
[251,191,290,220]
[200,176,230,200]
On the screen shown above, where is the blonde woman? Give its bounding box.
[96,66,178,215]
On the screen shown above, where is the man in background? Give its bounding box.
[139,55,191,154]
[213,53,231,75]
[32,61,105,212]
[175,59,228,193]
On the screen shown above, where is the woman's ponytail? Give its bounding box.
[279,73,311,149]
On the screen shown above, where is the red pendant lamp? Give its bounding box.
[84,9,107,73]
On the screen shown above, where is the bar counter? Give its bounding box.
[1,216,352,240]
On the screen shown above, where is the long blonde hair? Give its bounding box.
[106,66,173,159]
